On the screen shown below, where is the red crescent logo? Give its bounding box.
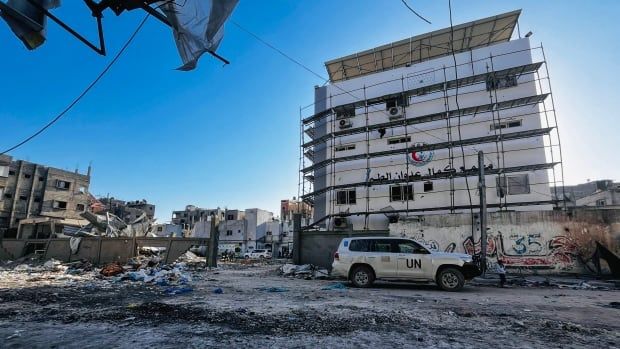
[411,152,422,161]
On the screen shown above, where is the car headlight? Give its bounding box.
[460,256,473,263]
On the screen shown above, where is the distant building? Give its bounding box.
[179,205,275,253]
[280,198,313,221]
[0,154,91,237]
[554,180,620,208]
[99,197,156,223]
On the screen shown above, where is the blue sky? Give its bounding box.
[1,1,618,221]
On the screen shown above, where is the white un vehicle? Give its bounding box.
[243,249,272,259]
[331,237,481,291]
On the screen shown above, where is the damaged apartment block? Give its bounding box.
[0,154,91,238]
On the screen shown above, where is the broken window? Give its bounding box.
[490,119,522,131]
[4,193,12,199]
[226,230,233,236]
[390,185,414,201]
[24,173,31,179]
[486,75,518,91]
[19,195,27,201]
[227,214,234,220]
[496,174,530,196]
[335,144,356,152]
[596,199,606,207]
[55,180,71,190]
[76,204,85,211]
[8,170,15,176]
[334,105,355,119]
[424,181,434,192]
[53,201,68,210]
[387,136,411,145]
[39,176,45,182]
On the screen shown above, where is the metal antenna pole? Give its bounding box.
[478,151,487,274]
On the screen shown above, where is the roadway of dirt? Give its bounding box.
[0,261,618,348]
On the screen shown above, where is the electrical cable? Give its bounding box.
[400,0,432,24]
[0,13,151,156]
[448,0,474,222]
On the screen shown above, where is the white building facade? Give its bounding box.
[300,10,563,231]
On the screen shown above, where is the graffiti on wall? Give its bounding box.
[459,231,577,270]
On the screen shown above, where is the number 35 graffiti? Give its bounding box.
[510,234,544,255]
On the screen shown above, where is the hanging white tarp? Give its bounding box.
[159,0,239,71]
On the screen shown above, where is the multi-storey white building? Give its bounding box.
[300,10,563,231]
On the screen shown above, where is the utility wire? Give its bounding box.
[448,0,475,226]
[0,13,151,156]
[400,0,432,24]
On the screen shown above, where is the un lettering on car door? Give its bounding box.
[406,258,422,269]
[396,239,431,278]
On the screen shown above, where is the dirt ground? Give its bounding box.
[0,260,618,349]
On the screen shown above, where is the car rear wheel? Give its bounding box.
[437,267,465,291]
[244,255,249,259]
[350,265,374,288]
[259,255,265,259]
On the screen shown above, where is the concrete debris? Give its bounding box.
[279,264,329,279]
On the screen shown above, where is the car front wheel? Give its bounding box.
[350,265,375,288]
[437,267,465,291]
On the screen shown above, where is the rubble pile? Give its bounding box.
[278,264,329,279]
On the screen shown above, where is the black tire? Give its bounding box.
[350,265,375,288]
[437,267,465,291]
[244,255,249,260]
[259,255,265,259]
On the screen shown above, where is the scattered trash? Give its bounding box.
[279,264,329,279]
[69,236,82,254]
[258,287,289,293]
[321,282,347,291]
[6,330,23,340]
[100,262,124,277]
[213,287,223,294]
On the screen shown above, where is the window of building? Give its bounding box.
[76,204,85,211]
[4,193,12,199]
[238,230,241,233]
[336,189,356,205]
[424,181,434,192]
[496,174,530,196]
[8,170,15,176]
[387,136,411,145]
[78,186,86,194]
[39,176,45,182]
[385,96,405,109]
[19,195,27,201]
[33,197,41,203]
[490,119,522,131]
[335,105,355,119]
[486,75,518,91]
[157,226,163,232]
[53,201,68,210]
[335,144,356,152]
[226,230,233,236]
[266,231,272,236]
[390,185,414,201]
[596,199,606,207]
[24,173,31,179]
[0,165,8,177]
[227,214,234,220]
[55,180,71,190]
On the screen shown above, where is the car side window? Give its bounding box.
[349,239,370,252]
[370,239,394,253]
[397,240,428,254]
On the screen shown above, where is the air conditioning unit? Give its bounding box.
[333,217,349,230]
[338,119,352,129]
[388,106,404,120]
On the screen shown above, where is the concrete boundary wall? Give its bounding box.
[0,237,209,265]
[297,230,388,268]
